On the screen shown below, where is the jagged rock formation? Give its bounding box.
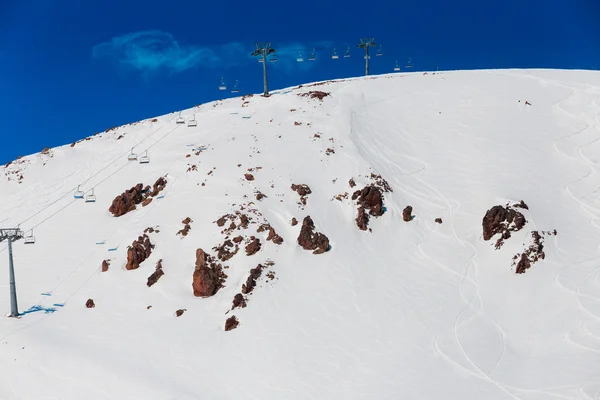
[242,264,263,294]
[225,316,239,331]
[291,184,312,206]
[352,185,385,230]
[482,204,527,248]
[109,177,167,217]
[192,248,227,297]
[147,259,164,287]
[245,237,261,256]
[125,234,154,270]
[101,259,110,272]
[403,206,413,222]
[297,216,330,254]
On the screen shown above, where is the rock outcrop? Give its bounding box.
[352,185,385,230]
[402,206,413,222]
[213,239,239,261]
[245,237,261,256]
[297,216,330,254]
[109,177,167,217]
[291,184,312,206]
[232,293,247,309]
[146,259,164,287]
[86,299,95,308]
[513,230,556,274]
[101,259,110,272]
[125,234,154,270]
[225,316,239,331]
[242,264,263,294]
[482,204,527,248]
[192,248,227,297]
[177,217,192,237]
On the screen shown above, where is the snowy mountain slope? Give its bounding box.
[1,69,600,399]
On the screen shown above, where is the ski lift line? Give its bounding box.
[16,113,179,229]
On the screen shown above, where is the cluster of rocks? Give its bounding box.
[291,184,312,206]
[125,234,154,270]
[192,248,227,297]
[353,185,385,230]
[177,217,192,237]
[245,237,261,256]
[513,230,557,274]
[482,202,528,249]
[109,177,167,217]
[297,216,330,254]
[216,212,251,235]
[298,91,330,101]
[257,224,283,245]
[213,239,239,261]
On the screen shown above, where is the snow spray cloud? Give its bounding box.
[91,30,250,75]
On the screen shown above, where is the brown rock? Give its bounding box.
[232,235,244,244]
[298,91,330,101]
[147,259,164,287]
[244,173,255,181]
[349,178,356,188]
[352,185,385,229]
[291,184,312,205]
[482,205,527,243]
[403,206,413,222]
[242,264,263,294]
[142,198,152,207]
[256,191,267,201]
[125,234,154,270]
[150,177,167,197]
[225,316,239,331]
[291,217,298,226]
[435,218,443,224]
[192,248,227,297]
[356,207,369,231]
[213,240,239,262]
[513,200,529,210]
[85,299,95,308]
[297,216,330,254]
[101,259,110,272]
[232,293,247,309]
[175,309,186,317]
[109,183,145,217]
[245,238,261,256]
[182,217,192,224]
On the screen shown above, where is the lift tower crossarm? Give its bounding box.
[357,38,377,76]
[251,43,276,96]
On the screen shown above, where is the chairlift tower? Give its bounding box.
[251,43,276,96]
[0,228,24,317]
[357,38,377,76]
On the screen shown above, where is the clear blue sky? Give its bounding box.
[1,0,599,165]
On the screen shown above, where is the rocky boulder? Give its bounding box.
[482,204,527,247]
[192,248,227,297]
[147,259,164,287]
[125,234,154,270]
[225,315,239,331]
[297,216,330,254]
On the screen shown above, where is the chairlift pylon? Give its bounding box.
[128,148,137,161]
[344,46,351,58]
[218,77,227,91]
[74,185,84,199]
[24,229,35,244]
[296,50,304,63]
[332,48,339,59]
[187,114,197,127]
[85,188,96,203]
[175,112,185,124]
[308,49,317,61]
[139,151,150,164]
[231,80,240,93]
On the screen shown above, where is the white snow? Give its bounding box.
[1,69,600,399]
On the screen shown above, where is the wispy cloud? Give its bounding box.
[92,30,249,75]
[92,31,337,77]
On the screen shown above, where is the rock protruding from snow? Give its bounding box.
[257,224,284,245]
[147,259,164,287]
[213,239,239,261]
[101,259,110,272]
[513,230,557,274]
[298,91,330,101]
[297,216,330,254]
[125,234,154,270]
[291,184,312,206]
[352,185,385,230]
[109,177,167,217]
[245,237,261,256]
[225,316,239,331]
[177,217,192,237]
[86,299,95,308]
[482,204,527,247]
[435,218,443,224]
[175,309,186,317]
[192,248,227,297]
[402,206,413,222]
[242,264,263,294]
[232,293,247,310]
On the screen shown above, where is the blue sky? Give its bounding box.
[0,0,599,165]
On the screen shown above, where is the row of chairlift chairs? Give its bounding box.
[218,51,412,90]
[175,112,198,126]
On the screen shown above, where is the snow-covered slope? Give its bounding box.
[1,69,600,400]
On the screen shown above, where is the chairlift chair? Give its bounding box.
[344,46,351,58]
[308,49,317,61]
[139,151,150,164]
[394,61,401,72]
[218,77,227,91]
[296,50,304,63]
[258,57,264,63]
[74,185,84,199]
[128,148,137,161]
[332,48,339,59]
[85,188,96,203]
[376,45,383,56]
[23,229,35,244]
[269,54,278,63]
[406,57,413,68]
[231,80,240,93]
[175,112,185,124]
[187,114,197,127]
